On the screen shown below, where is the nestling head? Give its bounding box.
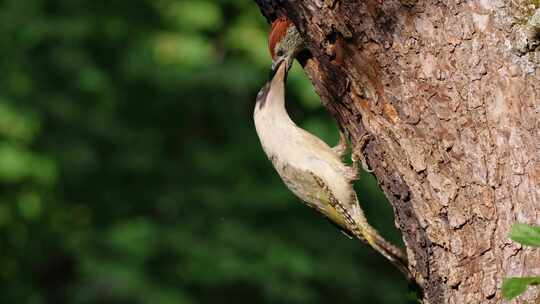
[268,17,304,75]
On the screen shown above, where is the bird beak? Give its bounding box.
[269,58,285,79]
[269,57,293,80]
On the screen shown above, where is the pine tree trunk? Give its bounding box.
[255,1,540,303]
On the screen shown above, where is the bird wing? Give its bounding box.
[295,128,357,181]
[274,160,352,231]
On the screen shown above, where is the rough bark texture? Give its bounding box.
[255,1,540,303]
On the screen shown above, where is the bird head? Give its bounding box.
[268,17,303,76]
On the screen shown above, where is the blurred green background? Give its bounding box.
[0,0,411,303]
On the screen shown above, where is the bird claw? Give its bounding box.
[352,152,373,174]
[334,130,374,181]
[353,133,374,173]
[332,130,348,159]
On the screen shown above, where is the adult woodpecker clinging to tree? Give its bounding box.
[253,17,409,276]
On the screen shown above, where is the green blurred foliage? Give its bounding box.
[510,223,540,247]
[502,224,540,300]
[0,0,410,303]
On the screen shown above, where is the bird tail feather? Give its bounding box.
[349,199,409,277]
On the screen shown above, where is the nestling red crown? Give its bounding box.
[268,17,292,59]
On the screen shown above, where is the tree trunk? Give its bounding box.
[255,1,540,303]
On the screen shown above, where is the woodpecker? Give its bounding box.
[254,17,409,275]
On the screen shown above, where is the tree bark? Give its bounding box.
[255,1,540,303]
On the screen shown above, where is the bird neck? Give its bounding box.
[258,79,296,126]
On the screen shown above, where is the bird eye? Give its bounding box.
[276,49,284,57]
